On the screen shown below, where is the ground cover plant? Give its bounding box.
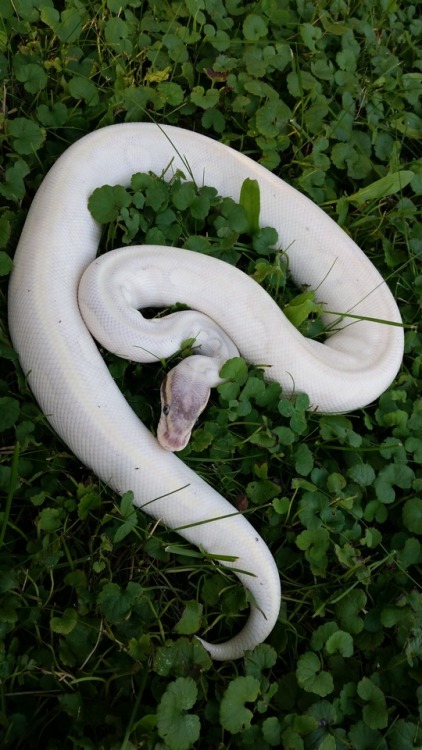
[1,0,421,747]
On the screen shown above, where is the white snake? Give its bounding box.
[8,123,404,660]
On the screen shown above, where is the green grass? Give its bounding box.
[1,0,421,748]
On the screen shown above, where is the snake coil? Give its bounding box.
[8,124,403,659]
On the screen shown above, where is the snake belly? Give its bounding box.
[8,123,404,660]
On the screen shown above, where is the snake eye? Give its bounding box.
[163,404,170,416]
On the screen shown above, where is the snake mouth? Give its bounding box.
[157,425,191,452]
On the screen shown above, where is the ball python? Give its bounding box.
[8,123,404,660]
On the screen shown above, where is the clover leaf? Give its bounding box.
[157,677,200,750]
[220,676,260,733]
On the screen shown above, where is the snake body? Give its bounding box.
[8,123,404,660]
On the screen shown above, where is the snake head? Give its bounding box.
[157,357,214,452]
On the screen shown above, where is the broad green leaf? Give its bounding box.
[144,180,170,211]
[36,102,69,127]
[104,17,132,55]
[239,178,260,234]
[128,634,152,662]
[154,638,212,676]
[397,538,420,569]
[124,86,151,120]
[390,112,422,139]
[389,719,422,750]
[219,357,249,383]
[191,192,216,220]
[405,437,422,464]
[30,491,47,507]
[348,721,387,750]
[255,99,291,138]
[319,415,362,447]
[0,593,19,624]
[287,69,321,98]
[307,699,337,726]
[0,160,30,201]
[37,507,63,532]
[333,132,372,179]
[88,185,132,223]
[363,500,388,523]
[58,692,82,718]
[362,527,382,548]
[185,0,205,22]
[220,676,260,733]
[380,605,410,628]
[272,496,290,515]
[357,677,388,729]
[325,630,354,657]
[201,107,226,133]
[300,22,323,52]
[346,171,415,205]
[217,196,249,233]
[7,117,44,155]
[174,601,203,635]
[296,652,334,697]
[274,425,295,446]
[120,490,135,518]
[294,443,313,475]
[114,490,137,542]
[190,422,218,451]
[402,498,422,535]
[77,490,101,520]
[335,542,359,569]
[246,478,280,505]
[347,463,376,487]
[290,408,308,436]
[40,6,88,43]
[15,62,47,93]
[337,48,358,72]
[249,428,275,448]
[311,622,338,651]
[190,86,219,109]
[68,76,100,106]
[296,528,329,575]
[157,81,184,106]
[50,608,78,635]
[203,27,231,52]
[240,376,265,402]
[244,643,277,677]
[374,464,415,504]
[252,226,279,254]
[281,727,306,750]
[283,290,321,328]
[0,397,19,431]
[107,0,130,11]
[144,67,170,84]
[336,589,367,634]
[317,736,337,750]
[327,472,346,494]
[243,14,267,41]
[156,677,200,750]
[172,181,197,211]
[278,398,295,417]
[262,716,281,747]
[97,581,143,624]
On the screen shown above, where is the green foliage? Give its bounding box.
[296,652,333,697]
[220,675,261,733]
[1,0,421,747]
[156,677,200,750]
[239,178,261,234]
